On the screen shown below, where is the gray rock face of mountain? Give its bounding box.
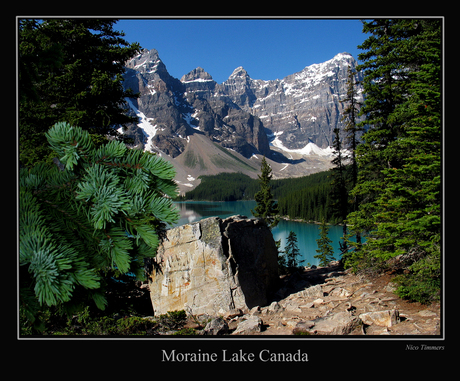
[121,49,363,159]
[217,53,364,149]
[181,67,270,158]
[122,49,189,157]
[122,50,270,158]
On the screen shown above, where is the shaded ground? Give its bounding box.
[242,263,441,336]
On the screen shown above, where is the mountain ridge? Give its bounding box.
[120,49,363,193]
[216,52,363,149]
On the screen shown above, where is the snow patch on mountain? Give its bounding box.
[126,98,158,152]
[270,131,333,157]
[182,112,200,130]
[181,78,215,84]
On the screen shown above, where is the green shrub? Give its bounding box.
[394,250,441,304]
[157,310,187,331]
[173,328,198,336]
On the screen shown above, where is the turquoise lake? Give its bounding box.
[172,200,347,267]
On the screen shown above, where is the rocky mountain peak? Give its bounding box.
[228,66,250,80]
[181,67,217,93]
[181,67,214,83]
[125,48,167,75]
[332,52,354,61]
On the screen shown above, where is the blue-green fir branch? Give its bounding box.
[20,122,179,319]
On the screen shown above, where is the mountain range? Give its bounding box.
[120,48,363,194]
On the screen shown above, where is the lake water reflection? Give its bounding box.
[173,201,347,266]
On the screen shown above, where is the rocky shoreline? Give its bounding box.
[163,262,441,336]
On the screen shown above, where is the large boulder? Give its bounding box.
[232,315,263,335]
[202,317,229,335]
[359,309,400,328]
[147,216,279,316]
[309,312,361,335]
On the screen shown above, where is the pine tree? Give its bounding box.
[284,231,304,271]
[337,65,364,257]
[20,122,179,331]
[19,19,141,166]
[345,19,441,302]
[276,239,288,275]
[252,157,279,229]
[347,20,421,260]
[369,20,441,302]
[340,65,363,184]
[346,20,416,245]
[329,127,349,254]
[314,219,335,267]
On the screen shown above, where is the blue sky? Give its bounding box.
[115,18,366,84]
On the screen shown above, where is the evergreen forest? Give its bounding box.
[182,172,260,201]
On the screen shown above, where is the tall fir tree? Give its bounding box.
[329,128,349,254]
[346,19,416,246]
[314,219,335,267]
[284,231,304,271]
[338,65,364,254]
[19,18,141,166]
[252,156,279,229]
[347,20,421,254]
[345,19,441,302]
[340,65,363,201]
